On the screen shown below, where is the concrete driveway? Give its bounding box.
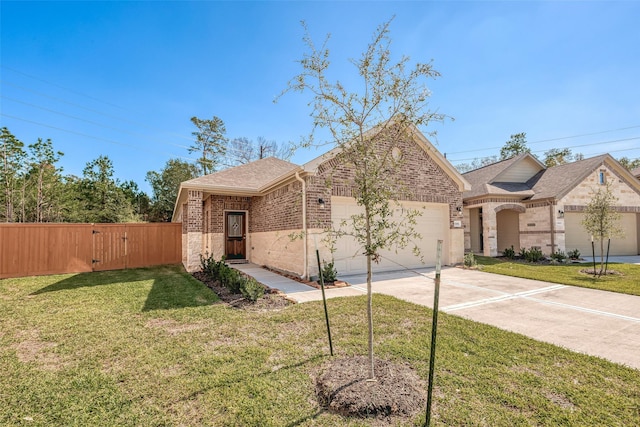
[289,267,640,370]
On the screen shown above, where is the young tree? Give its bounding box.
[146,158,199,222]
[0,127,26,222]
[281,18,445,379]
[543,147,573,168]
[500,132,530,160]
[581,182,623,275]
[189,116,228,175]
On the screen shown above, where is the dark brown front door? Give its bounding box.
[225,212,246,259]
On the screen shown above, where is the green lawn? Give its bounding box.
[475,256,640,296]
[1,266,639,426]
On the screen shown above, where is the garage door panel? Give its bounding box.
[331,197,448,275]
[565,212,637,256]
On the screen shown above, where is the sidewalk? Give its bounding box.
[231,263,365,301]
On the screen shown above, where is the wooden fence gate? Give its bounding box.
[1,223,182,279]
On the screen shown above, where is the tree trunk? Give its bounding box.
[599,238,605,275]
[365,204,375,380]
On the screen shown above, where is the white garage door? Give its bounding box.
[331,196,449,275]
[565,212,638,256]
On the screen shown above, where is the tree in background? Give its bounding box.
[581,182,623,275]
[26,138,64,222]
[499,132,530,160]
[226,136,292,166]
[281,18,444,379]
[617,156,640,171]
[0,127,26,222]
[120,180,151,221]
[80,155,138,223]
[189,116,228,175]
[146,158,199,222]
[543,147,574,168]
[455,155,499,173]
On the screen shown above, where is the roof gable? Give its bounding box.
[463,153,640,202]
[462,153,543,199]
[493,155,545,183]
[303,122,470,192]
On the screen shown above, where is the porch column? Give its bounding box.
[483,208,498,257]
[185,190,203,272]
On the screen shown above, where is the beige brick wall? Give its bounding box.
[183,190,203,272]
[519,204,555,254]
[561,166,640,209]
[449,228,465,264]
[249,229,305,276]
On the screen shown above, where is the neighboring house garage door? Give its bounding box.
[565,212,638,256]
[330,196,449,275]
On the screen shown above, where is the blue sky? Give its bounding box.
[2,1,639,194]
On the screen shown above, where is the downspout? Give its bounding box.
[295,171,308,279]
[549,201,555,254]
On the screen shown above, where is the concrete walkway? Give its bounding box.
[234,263,640,370]
[580,255,640,265]
[231,263,315,294]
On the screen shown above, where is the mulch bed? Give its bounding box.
[315,356,426,424]
[579,268,621,276]
[263,266,349,289]
[192,271,293,311]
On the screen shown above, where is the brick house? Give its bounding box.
[462,153,640,257]
[172,124,470,277]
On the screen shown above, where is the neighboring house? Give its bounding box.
[172,124,470,278]
[462,153,640,257]
[632,167,640,180]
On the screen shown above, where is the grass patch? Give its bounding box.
[475,256,640,296]
[1,266,639,426]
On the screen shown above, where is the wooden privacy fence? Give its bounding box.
[0,223,182,279]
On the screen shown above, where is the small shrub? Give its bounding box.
[568,249,581,260]
[518,247,528,259]
[222,268,243,294]
[320,260,338,283]
[464,252,477,268]
[199,253,227,281]
[524,247,544,263]
[502,246,516,259]
[240,278,265,302]
[200,253,216,279]
[550,250,567,263]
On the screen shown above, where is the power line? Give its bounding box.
[445,125,640,156]
[1,79,196,143]
[0,112,198,162]
[1,65,126,110]
[2,95,192,150]
[448,136,640,163]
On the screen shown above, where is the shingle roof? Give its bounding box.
[462,154,533,199]
[632,167,640,178]
[181,157,301,192]
[462,154,615,201]
[528,155,607,200]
